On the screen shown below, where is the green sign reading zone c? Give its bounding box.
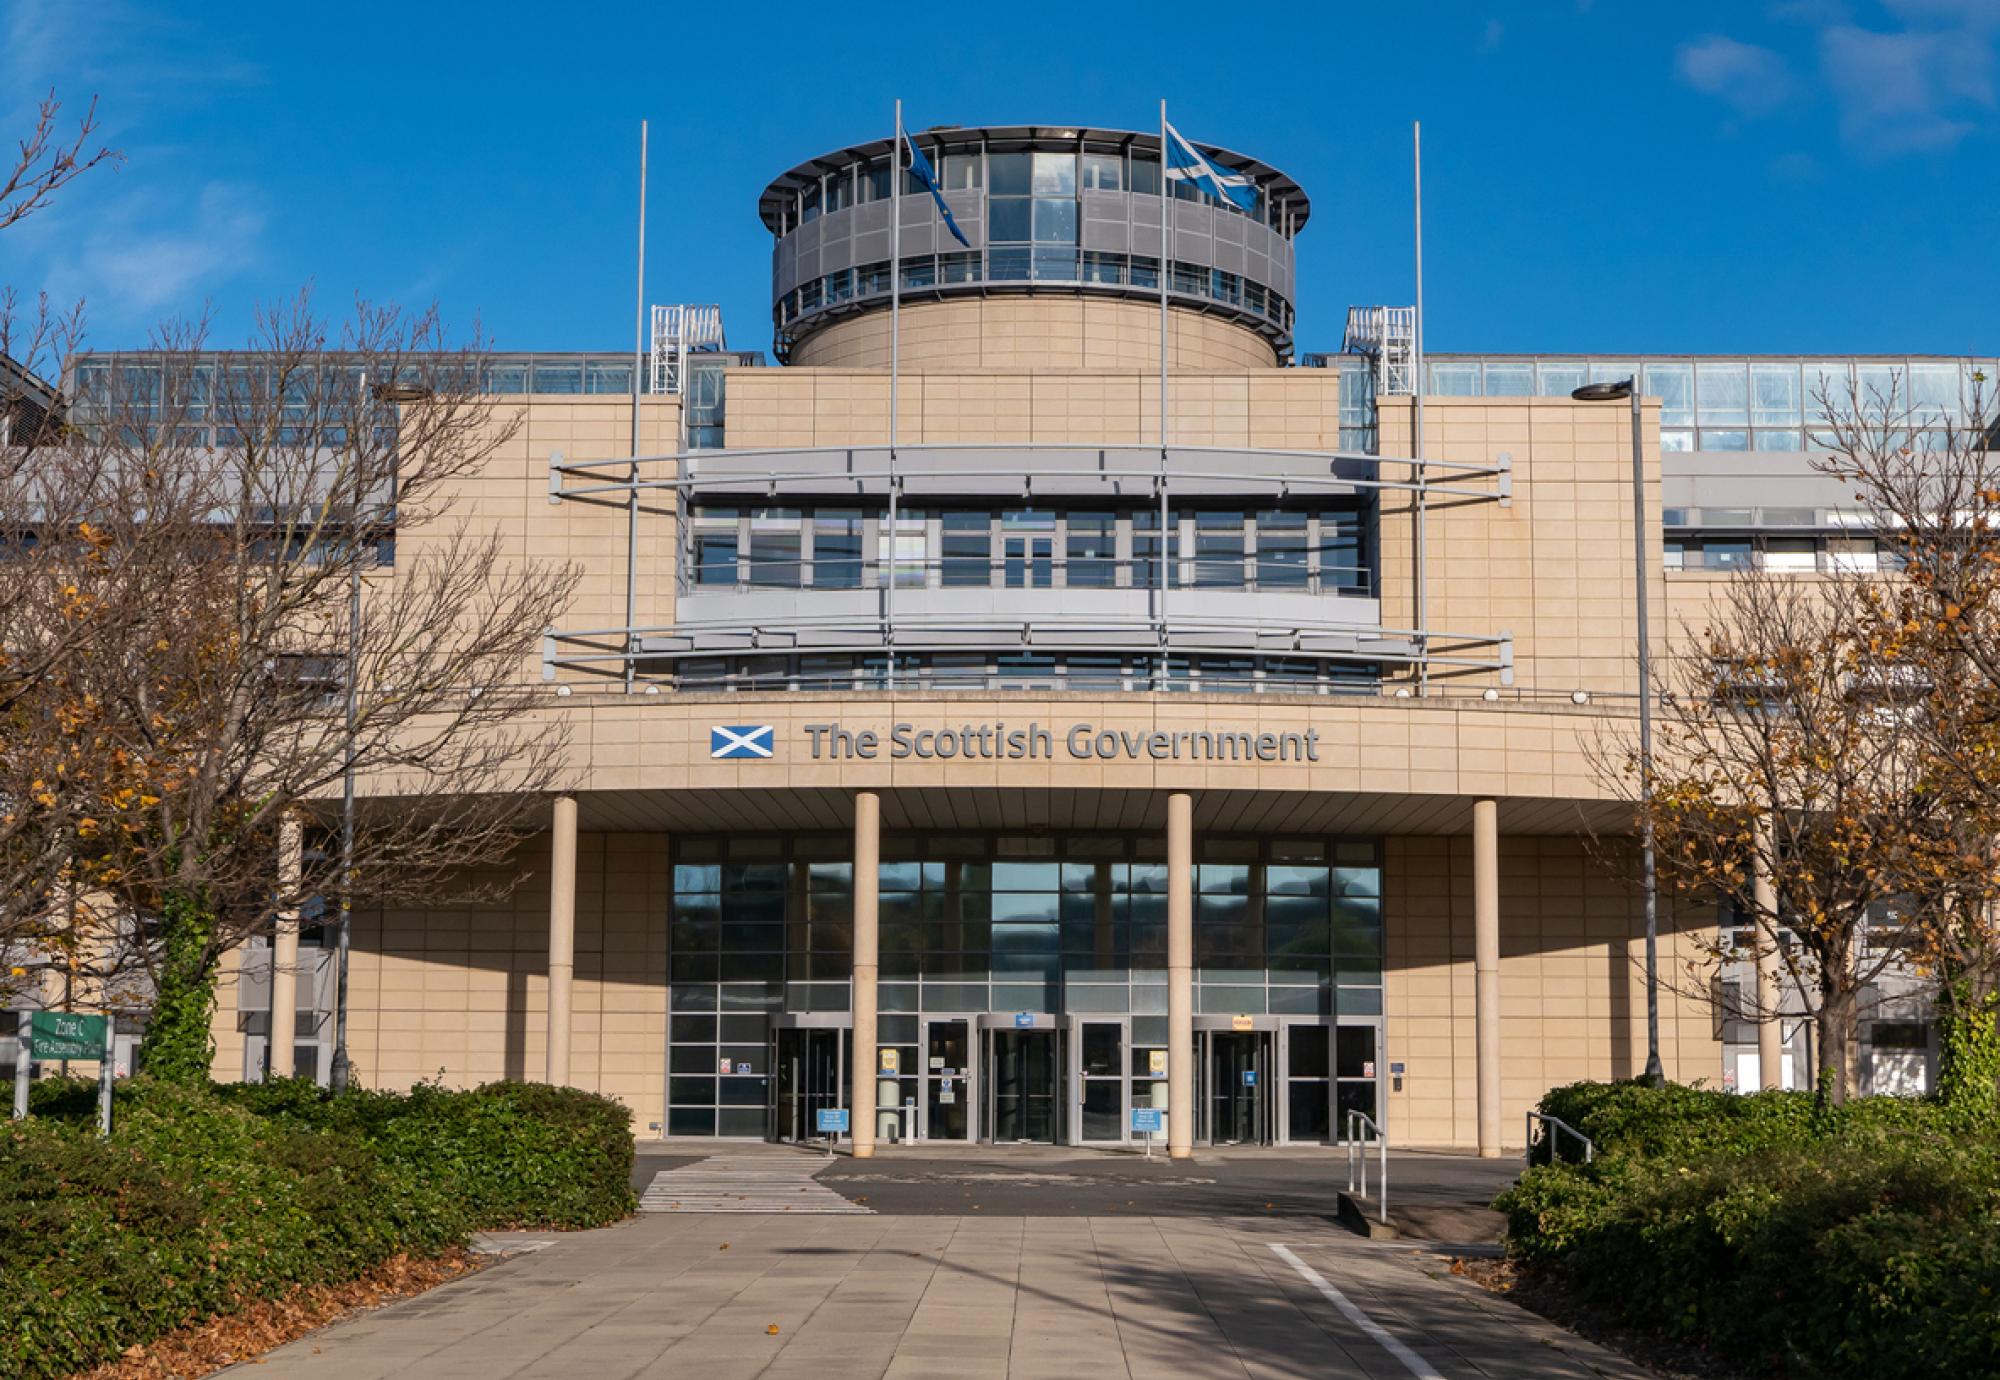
[28,1011,109,1060]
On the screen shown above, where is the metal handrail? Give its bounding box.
[1525,1111,1595,1166]
[1344,1109,1389,1225]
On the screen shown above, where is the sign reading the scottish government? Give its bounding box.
[800,722,1321,763]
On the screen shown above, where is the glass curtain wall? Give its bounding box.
[666,834,1386,1137]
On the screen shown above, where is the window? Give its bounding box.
[1763,538,1818,572]
[988,197,1031,241]
[987,151,1032,195]
[823,168,852,214]
[941,512,990,587]
[859,159,891,203]
[695,512,740,586]
[1130,153,1160,195]
[1644,363,1694,427]
[1256,510,1309,590]
[1082,251,1125,285]
[1032,198,1078,243]
[1429,363,1481,395]
[1082,151,1123,191]
[747,510,801,588]
[1699,429,1750,451]
[1537,363,1587,397]
[1701,539,1755,571]
[800,180,821,222]
[939,251,980,284]
[1066,513,1117,588]
[812,511,863,589]
[1697,362,1749,426]
[1031,150,1076,195]
[941,150,982,189]
[1132,509,1172,589]
[1751,363,1802,426]
[1484,364,1534,397]
[1193,511,1246,589]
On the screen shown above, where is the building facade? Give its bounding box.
[39,123,1975,1150]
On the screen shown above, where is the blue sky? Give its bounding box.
[3,0,1996,360]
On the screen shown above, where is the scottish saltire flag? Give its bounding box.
[710,725,774,760]
[1163,122,1258,212]
[902,133,972,248]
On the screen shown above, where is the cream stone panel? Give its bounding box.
[384,394,682,683]
[218,832,674,1129]
[1384,832,1720,1150]
[789,298,1278,372]
[1377,396,1664,701]
[724,366,1344,452]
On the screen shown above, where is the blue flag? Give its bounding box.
[1163,122,1258,212]
[903,133,972,248]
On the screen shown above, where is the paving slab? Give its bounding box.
[240,1210,1658,1380]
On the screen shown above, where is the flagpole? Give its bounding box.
[886,99,902,693]
[626,118,647,695]
[1413,120,1428,697]
[1157,99,1170,691]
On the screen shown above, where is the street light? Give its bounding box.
[328,378,434,1091]
[1572,377,1665,1087]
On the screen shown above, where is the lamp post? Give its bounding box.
[326,378,431,1091]
[1572,377,1664,1087]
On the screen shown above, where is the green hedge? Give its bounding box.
[1501,1081,2000,1378]
[0,1077,635,1379]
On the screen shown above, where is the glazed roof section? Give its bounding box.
[756,125,1312,235]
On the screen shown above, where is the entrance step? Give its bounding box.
[638,1154,874,1215]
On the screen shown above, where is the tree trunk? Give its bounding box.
[1816,985,1855,1106]
[136,889,219,1085]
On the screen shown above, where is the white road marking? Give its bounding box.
[639,1155,873,1214]
[1270,1242,1446,1380]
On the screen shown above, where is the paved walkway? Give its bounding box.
[639,1153,873,1215]
[246,1213,1653,1379]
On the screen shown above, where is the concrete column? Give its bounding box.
[851,790,881,1158]
[545,795,578,1087]
[1473,799,1501,1158]
[268,815,303,1078]
[1753,829,1784,1090]
[1167,791,1195,1160]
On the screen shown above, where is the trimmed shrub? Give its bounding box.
[1502,1081,2000,1378]
[216,1078,638,1229]
[0,1076,635,1379]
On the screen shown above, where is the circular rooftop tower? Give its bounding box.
[759,125,1309,370]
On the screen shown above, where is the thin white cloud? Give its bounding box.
[1478,18,1505,51]
[1676,34,1797,115]
[1685,4,1998,156]
[38,181,266,329]
[1820,21,1994,152]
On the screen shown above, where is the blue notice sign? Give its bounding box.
[1242,1070,1257,1087]
[816,1108,849,1134]
[1130,1107,1164,1134]
[1014,1012,1034,1028]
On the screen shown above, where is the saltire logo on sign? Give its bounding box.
[710,725,775,760]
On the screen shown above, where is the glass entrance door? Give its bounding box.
[1207,1032,1273,1144]
[989,1029,1061,1143]
[1281,1022,1332,1144]
[922,1018,973,1141]
[1074,1020,1126,1144]
[773,1027,844,1143]
[1335,1021,1384,1140]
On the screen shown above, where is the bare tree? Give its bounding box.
[0,91,120,232]
[0,295,580,1080]
[1605,565,1999,1104]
